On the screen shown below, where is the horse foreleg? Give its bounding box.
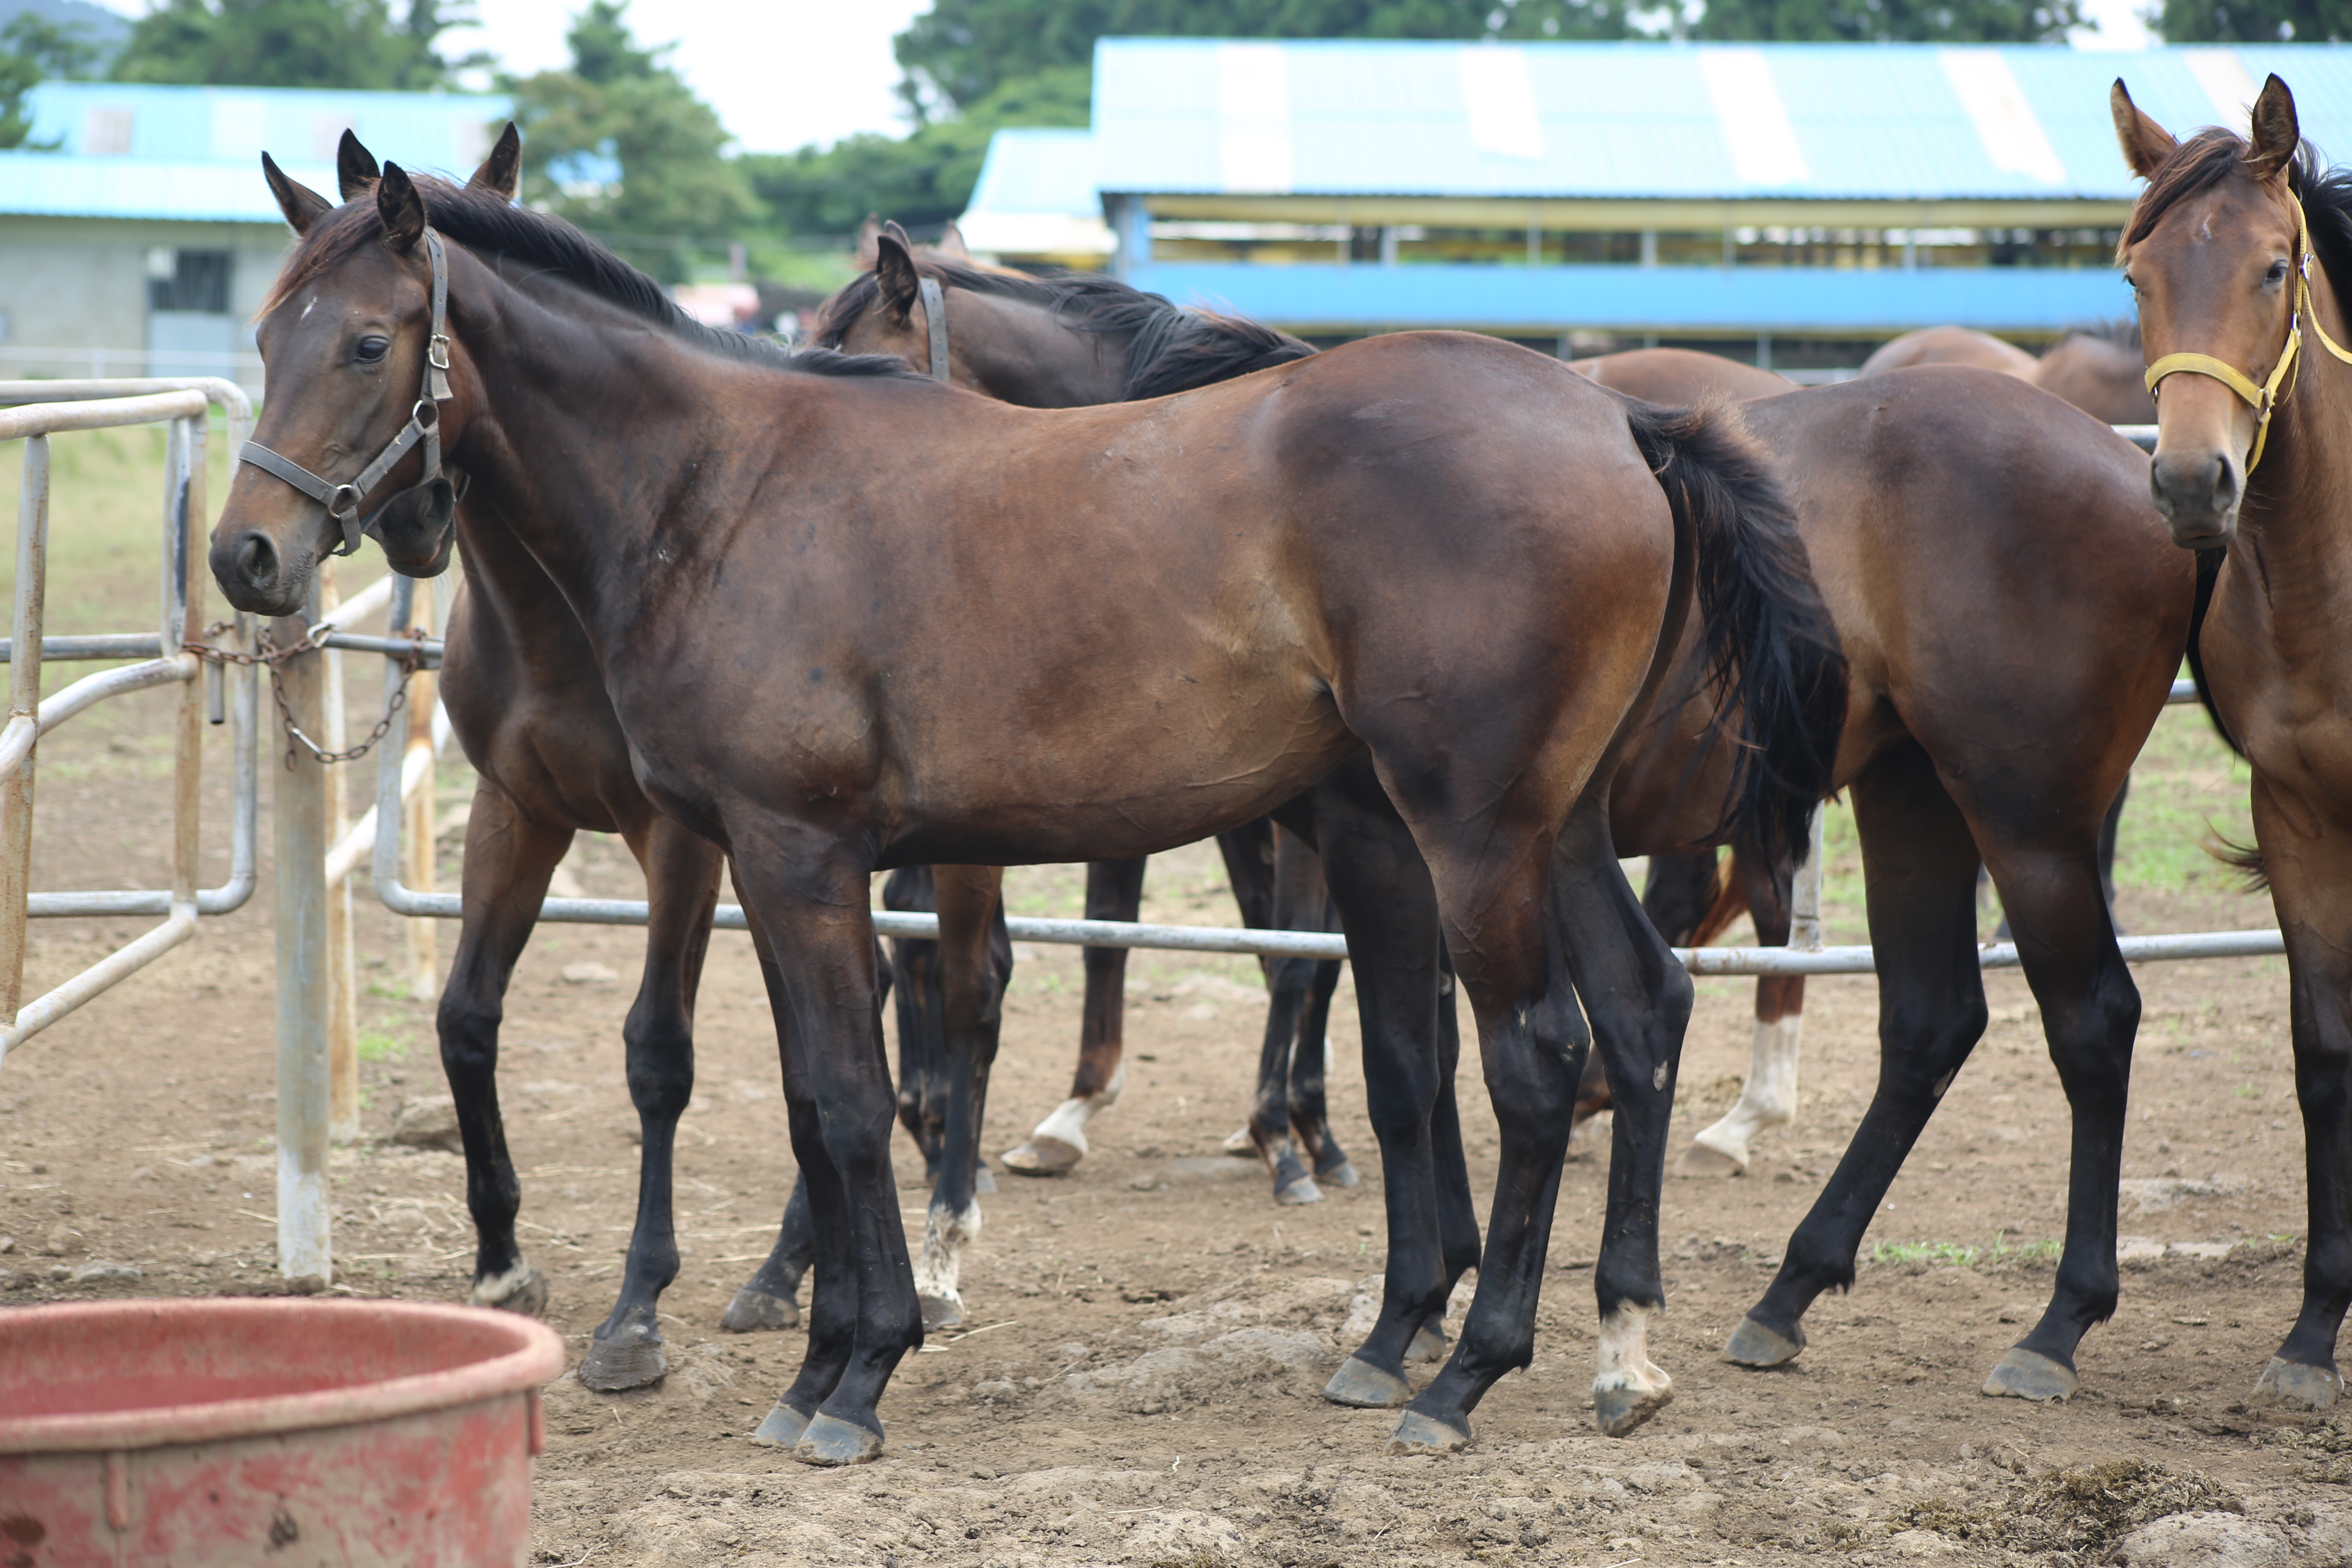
[437,783,571,1317]
[1004,855,1143,1176]
[724,1173,815,1332]
[579,815,723,1391]
[1682,845,1804,1176]
[913,866,1012,1330]
[882,866,949,1178]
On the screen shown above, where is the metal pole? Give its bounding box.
[167,416,203,923]
[0,434,48,1023]
[403,577,437,998]
[320,560,359,1143]
[274,582,332,1288]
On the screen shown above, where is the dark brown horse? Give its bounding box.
[2113,74,2352,1410]
[2036,319,2158,425]
[211,157,1841,1462]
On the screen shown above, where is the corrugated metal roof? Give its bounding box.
[959,129,1113,256]
[1092,40,2352,202]
[0,82,512,223]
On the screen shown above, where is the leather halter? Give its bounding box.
[2143,192,2352,476]
[239,227,455,557]
[918,275,950,382]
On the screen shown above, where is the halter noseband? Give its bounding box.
[238,227,455,557]
[2143,192,2352,476]
[918,274,950,382]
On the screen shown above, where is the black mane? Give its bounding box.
[267,174,926,382]
[816,255,1314,400]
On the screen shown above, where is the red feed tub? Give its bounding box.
[0,1297,564,1567]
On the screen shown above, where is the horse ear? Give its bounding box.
[377,161,426,252]
[855,212,882,270]
[2246,74,2300,182]
[937,219,971,260]
[468,121,522,201]
[336,130,380,202]
[262,152,332,236]
[874,229,921,322]
[2111,79,2178,181]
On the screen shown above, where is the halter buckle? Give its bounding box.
[326,482,362,519]
[428,334,451,372]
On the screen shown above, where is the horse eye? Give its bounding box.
[2267,259,2291,285]
[354,335,391,364]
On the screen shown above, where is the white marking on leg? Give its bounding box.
[1593,1304,1673,1400]
[1029,1061,1125,1156]
[1688,1013,1803,1170]
[913,1196,984,1306]
[470,1256,537,1308]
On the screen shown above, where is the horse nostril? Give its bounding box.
[234,531,278,591]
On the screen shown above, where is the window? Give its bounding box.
[149,251,232,315]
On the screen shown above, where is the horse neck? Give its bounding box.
[956,288,1130,407]
[2229,260,2352,660]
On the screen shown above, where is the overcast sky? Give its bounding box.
[88,0,2154,155]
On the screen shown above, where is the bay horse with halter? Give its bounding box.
[2114,71,2352,1410]
[210,150,1842,1461]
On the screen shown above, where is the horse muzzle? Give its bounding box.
[209,525,312,618]
[2147,443,2242,550]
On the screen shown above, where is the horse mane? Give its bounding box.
[815,255,1315,401]
[262,173,927,382]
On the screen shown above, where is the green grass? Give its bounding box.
[356,1029,408,1063]
[1865,1233,2064,1270]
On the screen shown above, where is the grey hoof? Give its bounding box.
[976,1167,998,1195]
[1274,1176,1323,1206]
[1405,1324,1448,1365]
[1001,1136,1081,1176]
[920,1292,964,1331]
[2253,1356,2343,1410]
[1981,1345,2078,1402]
[719,1285,800,1333]
[1323,1355,1413,1408]
[1595,1383,1675,1438]
[1385,1409,1471,1455]
[1318,1159,1361,1189]
[1724,1314,1804,1368]
[749,1399,812,1448]
[473,1267,548,1318]
[793,1412,884,1466]
[1222,1126,1255,1156]
[577,1329,667,1392]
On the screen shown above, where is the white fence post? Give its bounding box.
[0,434,48,1022]
[274,588,332,1287]
[320,561,359,1144]
[403,577,437,999]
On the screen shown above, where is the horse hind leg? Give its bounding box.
[724,1175,815,1332]
[1004,855,1143,1177]
[580,815,723,1391]
[437,783,572,1319]
[1682,844,1805,1176]
[912,866,1012,1331]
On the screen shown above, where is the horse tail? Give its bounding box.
[1622,400,1848,871]
[2184,544,2239,755]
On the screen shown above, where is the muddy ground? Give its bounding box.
[4,429,2349,1565]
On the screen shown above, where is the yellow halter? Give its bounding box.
[2143,192,2352,475]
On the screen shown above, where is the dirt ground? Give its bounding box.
[4,429,2350,1565]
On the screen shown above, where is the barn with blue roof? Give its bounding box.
[958,40,2352,369]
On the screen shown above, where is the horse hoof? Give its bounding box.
[1274,1176,1323,1206]
[794,1413,885,1466]
[1385,1409,1471,1456]
[1317,1158,1361,1189]
[976,1167,998,1195]
[1323,1355,1413,1408]
[1675,1141,1745,1178]
[1222,1126,1255,1157]
[1981,1346,2077,1402]
[577,1332,667,1392]
[1000,1136,1081,1177]
[470,1265,548,1317]
[750,1399,813,1448]
[1595,1383,1675,1438]
[1405,1324,1448,1364]
[719,1285,800,1333]
[1723,1314,1804,1368]
[920,1292,965,1331]
[2252,1356,2343,1411]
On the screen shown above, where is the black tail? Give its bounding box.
[2184,544,2239,755]
[1624,400,1847,870]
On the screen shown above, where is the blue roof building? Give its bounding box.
[0,82,510,388]
[959,40,2352,362]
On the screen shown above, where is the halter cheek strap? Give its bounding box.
[2143,193,2352,477]
[918,275,950,382]
[238,227,454,556]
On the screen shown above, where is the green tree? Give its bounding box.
[2156,0,2349,40]
[1,12,105,148]
[508,1,753,280]
[1689,0,2083,38]
[112,0,486,90]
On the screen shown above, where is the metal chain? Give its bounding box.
[184,620,427,769]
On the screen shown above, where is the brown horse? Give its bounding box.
[2036,319,2158,425]
[1858,324,2039,379]
[210,157,1842,1462]
[2113,73,2352,1410]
